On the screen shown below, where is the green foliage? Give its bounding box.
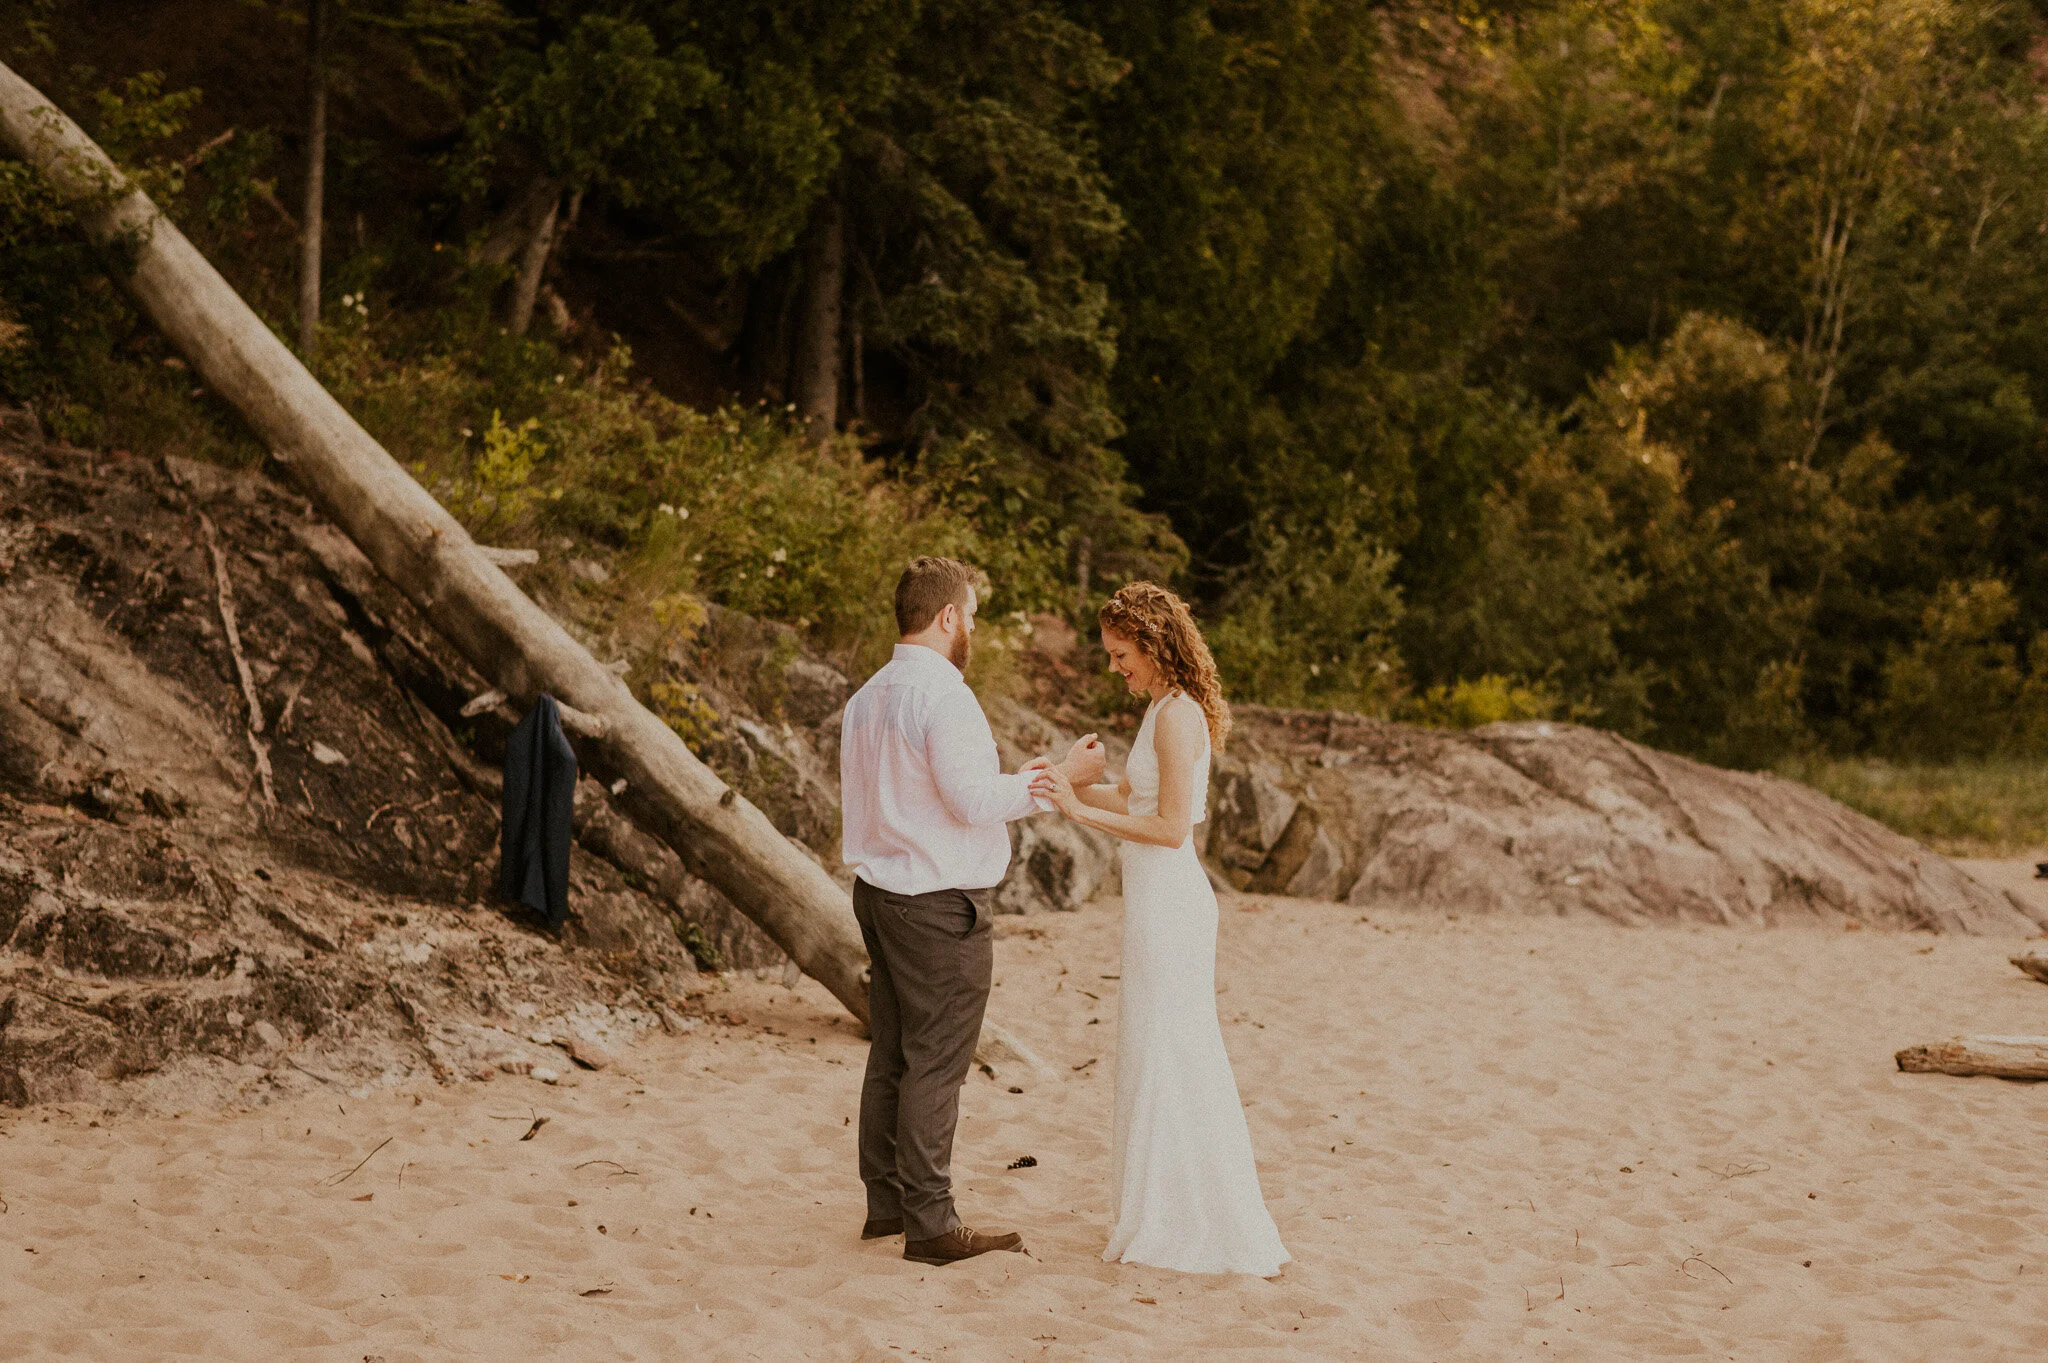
[1209,473,1406,715]
[0,67,240,453]
[325,331,1067,678]
[648,679,721,750]
[1405,675,1560,731]
[1872,580,2039,762]
[11,0,2048,769]
[1780,755,2048,857]
[441,409,545,534]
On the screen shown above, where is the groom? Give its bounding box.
[841,556,1104,1266]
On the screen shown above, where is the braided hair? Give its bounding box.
[1098,581,1231,750]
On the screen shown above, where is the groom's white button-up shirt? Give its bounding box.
[841,643,1037,896]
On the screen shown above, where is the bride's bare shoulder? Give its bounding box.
[1153,693,1206,745]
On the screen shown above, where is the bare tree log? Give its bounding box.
[1896,1036,2048,1080]
[790,191,843,444]
[2011,948,2048,985]
[297,0,328,356]
[0,60,875,1026]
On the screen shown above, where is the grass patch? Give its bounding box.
[1779,756,2048,857]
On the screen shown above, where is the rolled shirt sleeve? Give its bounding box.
[924,686,1038,827]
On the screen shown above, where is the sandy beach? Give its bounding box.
[7,872,2048,1362]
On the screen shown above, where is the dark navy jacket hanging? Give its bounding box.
[500,694,576,929]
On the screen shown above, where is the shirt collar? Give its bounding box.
[892,642,962,677]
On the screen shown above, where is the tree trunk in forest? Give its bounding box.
[471,172,562,269]
[297,0,328,357]
[0,60,879,1030]
[790,192,843,444]
[506,189,561,337]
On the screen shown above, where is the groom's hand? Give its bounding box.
[1059,734,1105,787]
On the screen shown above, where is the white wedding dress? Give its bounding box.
[1104,693,1290,1277]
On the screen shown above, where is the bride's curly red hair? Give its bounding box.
[1098,581,1231,749]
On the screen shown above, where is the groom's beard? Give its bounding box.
[950,629,972,672]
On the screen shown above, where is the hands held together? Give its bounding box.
[1022,732,1103,818]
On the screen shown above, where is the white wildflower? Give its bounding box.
[771,547,787,563]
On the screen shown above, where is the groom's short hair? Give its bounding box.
[896,557,981,635]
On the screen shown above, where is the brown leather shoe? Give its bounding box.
[861,1217,904,1240]
[903,1224,1025,1266]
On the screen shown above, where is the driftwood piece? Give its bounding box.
[1895,1036,2048,1080]
[2010,948,2048,986]
[0,61,874,1027]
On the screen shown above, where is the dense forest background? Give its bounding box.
[4,0,2048,775]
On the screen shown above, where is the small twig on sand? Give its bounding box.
[286,1056,335,1085]
[1702,1161,1771,1180]
[521,1115,550,1141]
[1680,1254,1732,1284]
[321,1135,393,1187]
[574,1159,639,1175]
[199,513,273,807]
[366,802,398,831]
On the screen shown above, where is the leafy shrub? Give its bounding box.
[1209,474,1407,715]
[1873,579,2028,761]
[325,332,1069,689]
[1404,675,1559,730]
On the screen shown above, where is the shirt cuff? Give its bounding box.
[997,770,1039,823]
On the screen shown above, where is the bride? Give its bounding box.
[1030,582,1290,1278]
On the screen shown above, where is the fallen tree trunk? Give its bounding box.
[2010,949,2048,986]
[1896,1036,2048,1080]
[0,61,873,1028]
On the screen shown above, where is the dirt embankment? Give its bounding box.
[0,411,839,1109]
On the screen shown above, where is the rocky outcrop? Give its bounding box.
[1211,708,2044,934]
[989,698,1122,915]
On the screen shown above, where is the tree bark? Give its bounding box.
[1896,1036,2048,1080]
[297,0,328,357]
[471,172,562,269]
[505,189,560,337]
[0,59,876,1028]
[790,192,843,444]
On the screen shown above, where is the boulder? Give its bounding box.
[1205,758,1298,877]
[781,657,851,730]
[1213,707,2042,933]
[996,815,1118,915]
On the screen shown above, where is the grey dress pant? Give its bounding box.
[852,877,993,1243]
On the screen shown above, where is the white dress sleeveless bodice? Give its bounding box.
[1104,693,1289,1277]
[1123,693,1208,827]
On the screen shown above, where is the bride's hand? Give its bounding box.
[1030,763,1080,817]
